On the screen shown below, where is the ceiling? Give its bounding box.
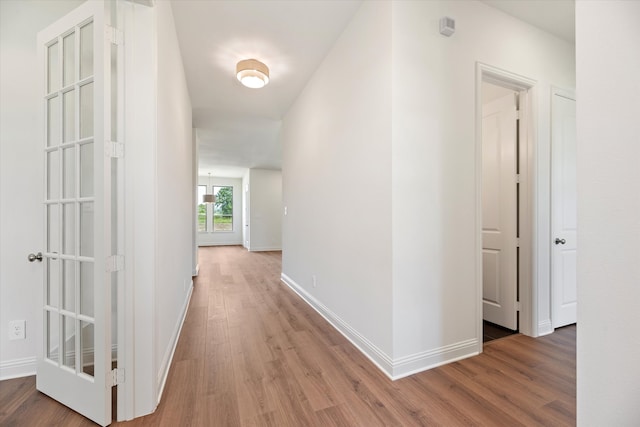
[172,0,575,178]
[480,0,575,43]
[170,0,362,177]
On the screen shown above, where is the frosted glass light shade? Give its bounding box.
[236,59,269,89]
[202,194,215,203]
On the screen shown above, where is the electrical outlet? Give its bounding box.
[312,275,317,288]
[9,320,26,340]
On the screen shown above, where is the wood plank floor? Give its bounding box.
[0,246,576,426]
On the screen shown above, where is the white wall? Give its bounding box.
[247,169,282,252]
[154,0,193,407]
[197,176,243,246]
[0,0,85,380]
[281,0,394,367]
[391,0,574,370]
[576,1,640,424]
[122,0,156,415]
[282,0,575,379]
[122,0,193,417]
[192,129,198,275]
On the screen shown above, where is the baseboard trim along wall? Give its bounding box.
[197,242,243,247]
[156,280,193,404]
[249,246,282,252]
[280,273,394,377]
[0,356,37,380]
[538,319,554,336]
[392,339,478,379]
[0,345,119,382]
[280,273,479,380]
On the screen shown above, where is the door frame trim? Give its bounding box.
[475,62,537,353]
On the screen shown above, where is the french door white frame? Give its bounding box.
[475,62,537,352]
[36,1,113,425]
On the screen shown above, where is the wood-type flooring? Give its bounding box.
[0,246,576,426]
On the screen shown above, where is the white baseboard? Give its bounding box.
[280,273,478,381]
[248,246,282,252]
[280,273,394,377]
[0,356,37,380]
[197,242,243,247]
[538,319,554,336]
[392,339,478,379]
[156,282,193,404]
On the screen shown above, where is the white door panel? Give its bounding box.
[482,93,518,330]
[552,91,577,328]
[36,1,113,425]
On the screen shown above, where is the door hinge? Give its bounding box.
[105,25,123,46]
[105,141,124,158]
[106,255,125,272]
[516,110,521,120]
[108,368,125,387]
[516,301,521,311]
[515,173,521,183]
[516,238,520,248]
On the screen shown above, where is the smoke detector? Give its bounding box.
[440,17,455,37]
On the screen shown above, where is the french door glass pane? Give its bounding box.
[63,90,76,143]
[63,203,75,255]
[80,82,94,138]
[63,32,75,87]
[62,260,76,311]
[47,151,60,200]
[46,311,59,362]
[80,202,94,257]
[80,143,93,197]
[80,262,94,317]
[47,42,59,93]
[47,97,60,147]
[47,204,60,253]
[40,8,104,422]
[63,147,75,198]
[62,316,76,369]
[47,258,59,308]
[79,22,93,80]
[80,321,94,377]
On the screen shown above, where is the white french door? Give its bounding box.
[482,93,518,330]
[36,1,114,425]
[551,90,577,328]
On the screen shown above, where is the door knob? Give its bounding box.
[555,238,566,245]
[28,252,43,262]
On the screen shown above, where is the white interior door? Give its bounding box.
[36,1,113,425]
[551,90,577,328]
[482,93,518,330]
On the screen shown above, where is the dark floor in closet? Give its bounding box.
[483,320,517,342]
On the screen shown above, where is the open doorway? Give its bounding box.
[476,63,536,346]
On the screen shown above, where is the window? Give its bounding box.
[197,184,234,233]
[213,186,233,232]
[197,185,207,232]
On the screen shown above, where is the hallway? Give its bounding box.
[0,246,575,426]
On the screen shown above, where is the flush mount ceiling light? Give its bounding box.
[236,59,270,89]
